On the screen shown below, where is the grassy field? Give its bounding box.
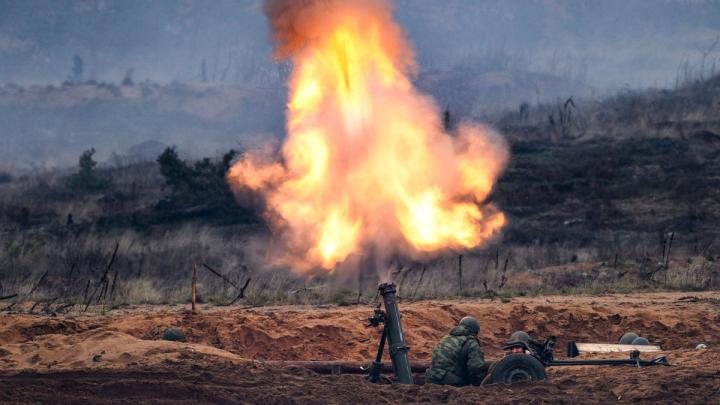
[1,76,719,310]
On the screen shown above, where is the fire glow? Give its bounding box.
[228,0,509,271]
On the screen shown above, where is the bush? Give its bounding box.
[156,147,253,223]
[121,69,134,86]
[158,147,236,201]
[67,148,110,192]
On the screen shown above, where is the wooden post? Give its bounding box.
[191,263,197,313]
[457,254,463,295]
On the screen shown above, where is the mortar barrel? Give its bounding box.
[378,282,414,384]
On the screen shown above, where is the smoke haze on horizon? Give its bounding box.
[1,0,719,90]
[1,0,720,167]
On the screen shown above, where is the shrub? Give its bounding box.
[157,147,237,203]
[67,148,110,192]
[155,147,253,224]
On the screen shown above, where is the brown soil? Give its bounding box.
[1,291,719,404]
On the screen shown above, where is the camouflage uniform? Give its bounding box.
[425,325,485,386]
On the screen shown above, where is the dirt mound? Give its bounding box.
[0,329,246,371]
[1,292,718,403]
[0,348,718,404]
[2,292,718,363]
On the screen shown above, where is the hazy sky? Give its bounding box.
[3,0,720,168]
[1,0,719,90]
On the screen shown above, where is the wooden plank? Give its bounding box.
[575,343,661,353]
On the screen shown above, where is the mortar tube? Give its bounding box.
[378,282,414,384]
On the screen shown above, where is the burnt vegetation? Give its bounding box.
[1,75,720,310]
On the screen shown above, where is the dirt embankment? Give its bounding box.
[3,292,718,362]
[1,349,718,404]
[0,292,719,404]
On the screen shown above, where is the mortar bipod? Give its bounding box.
[364,305,388,383]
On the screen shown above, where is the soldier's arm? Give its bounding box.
[463,338,486,377]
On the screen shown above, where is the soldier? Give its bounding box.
[425,316,485,386]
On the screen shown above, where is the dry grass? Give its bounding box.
[0,222,717,310]
[492,74,720,143]
[1,77,720,309]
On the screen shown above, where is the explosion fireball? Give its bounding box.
[228,0,509,271]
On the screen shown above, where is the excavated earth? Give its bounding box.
[1,291,719,404]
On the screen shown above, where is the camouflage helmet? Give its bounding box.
[631,337,650,345]
[619,332,639,345]
[509,330,531,343]
[162,327,187,342]
[459,316,480,334]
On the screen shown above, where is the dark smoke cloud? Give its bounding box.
[263,0,319,59]
[262,0,415,74]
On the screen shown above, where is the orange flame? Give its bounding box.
[229,0,508,271]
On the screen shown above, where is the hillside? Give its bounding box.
[0,76,718,307]
[0,81,285,167]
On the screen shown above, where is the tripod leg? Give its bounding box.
[366,326,387,382]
